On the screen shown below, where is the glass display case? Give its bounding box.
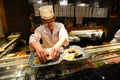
[0,43,120,80]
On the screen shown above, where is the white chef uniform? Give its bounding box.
[110,29,120,43]
[29,22,69,48]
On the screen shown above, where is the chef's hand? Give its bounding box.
[34,47,47,63]
[51,45,60,61]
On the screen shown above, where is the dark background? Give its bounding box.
[3,0,120,43]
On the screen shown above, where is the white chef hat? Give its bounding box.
[39,5,54,20]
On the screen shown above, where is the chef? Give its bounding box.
[29,5,69,63]
[110,29,120,43]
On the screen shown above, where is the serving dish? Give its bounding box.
[29,46,90,67]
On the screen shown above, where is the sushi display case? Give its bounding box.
[1,43,120,80]
[35,43,120,80]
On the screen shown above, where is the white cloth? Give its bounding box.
[39,5,54,20]
[110,29,120,43]
[29,22,69,48]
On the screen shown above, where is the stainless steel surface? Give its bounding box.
[0,36,20,58]
[69,36,80,42]
[0,39,11,49]
[0,38,18,52]
[0,42,16,58]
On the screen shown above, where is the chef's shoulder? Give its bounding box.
[35,25,46,31]
[55,22,65,28]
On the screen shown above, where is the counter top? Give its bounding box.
[0,43,120,79]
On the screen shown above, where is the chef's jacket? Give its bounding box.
[110,29,120,43]
[29,22,69,48]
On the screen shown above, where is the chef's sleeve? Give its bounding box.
[110,29,120,43]
[59,23,69,46]
[29,28,41,44]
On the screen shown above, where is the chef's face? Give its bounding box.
[42,17,55,30]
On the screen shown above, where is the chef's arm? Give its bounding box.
[54,38,67,48]
[29,28,42,50]
[57,24,69,47]
[29,41,43,51]
[110,29,120,43]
